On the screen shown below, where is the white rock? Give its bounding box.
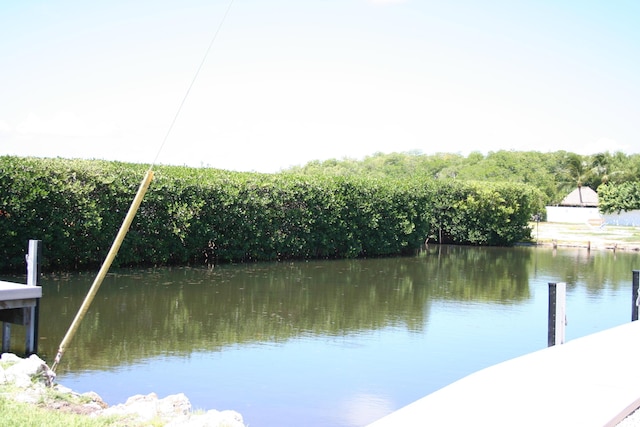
[212,409,245,427]
[82,391,107,408]
[4,365,31,388]
[4,354,55,387]
[101,393,160,421]
[1,353,245,427]
[55,384,74,394]
[83,401,106,412]
[171,409,245,427]
[1,353,22,364]
[158,392,192,418]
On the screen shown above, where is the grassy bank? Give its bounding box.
[530,221,640,251]
[0,394,118,427]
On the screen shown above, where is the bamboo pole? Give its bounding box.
[51,170,154,373]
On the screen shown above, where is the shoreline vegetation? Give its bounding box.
[0,353,245,427]
[4,150,640,273]
[0,155,541,273]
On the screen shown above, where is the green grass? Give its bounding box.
[36,387,92,406]
[0,384,138,427]
[0,395,113,427]
[530,222,640,248]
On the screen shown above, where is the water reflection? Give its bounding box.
[339,393,395,427]
[3,245,638,427]
[34,246,541,373]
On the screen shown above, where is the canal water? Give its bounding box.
[4,245,639,426]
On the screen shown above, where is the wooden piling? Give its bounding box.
[25,240,41,354]
[2,322,9,352]
[632,270,639,322]
[548,282,566,346]
[0,240,42,355]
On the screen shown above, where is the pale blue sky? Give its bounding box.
[1,0,638,172]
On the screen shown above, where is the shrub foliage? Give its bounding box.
[0,156,542,272]
[597,182,640,214]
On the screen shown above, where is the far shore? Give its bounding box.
[529,221,640,252]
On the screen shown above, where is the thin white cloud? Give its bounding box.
[0,120,11,133]
[367,0,408,4]
[577,137,630,155]
[17,112,86,137]
[15,112,116,138]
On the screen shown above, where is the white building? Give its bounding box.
[545,187,603,224]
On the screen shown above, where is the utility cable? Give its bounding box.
[51,0,236,374]
[150,0,236,170]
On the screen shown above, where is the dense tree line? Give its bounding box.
[286,150,640,207]
[7,149,638,272]
[0,156,541,272]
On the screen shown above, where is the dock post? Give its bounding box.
[632,271,639,322]
[24,240,42,355]
[548,282,566,346]
[2,322,9,352]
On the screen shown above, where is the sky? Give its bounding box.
[1,0,639,173]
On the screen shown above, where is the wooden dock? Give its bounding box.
[0,240,42,355]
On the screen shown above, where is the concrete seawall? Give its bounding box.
[368,321,640,427]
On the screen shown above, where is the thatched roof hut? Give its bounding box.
[559,187,598,207]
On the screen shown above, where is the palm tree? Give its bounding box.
[557,153,593,204]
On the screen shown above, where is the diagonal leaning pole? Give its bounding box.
[51,170,154,373]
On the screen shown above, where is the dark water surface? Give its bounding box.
[4,245,639,426]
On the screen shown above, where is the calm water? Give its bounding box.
[3,245,639,426]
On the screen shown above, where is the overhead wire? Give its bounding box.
[51,0,237,374]
[150,0,237,170]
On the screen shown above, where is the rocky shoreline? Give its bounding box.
[0,353,245,426]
